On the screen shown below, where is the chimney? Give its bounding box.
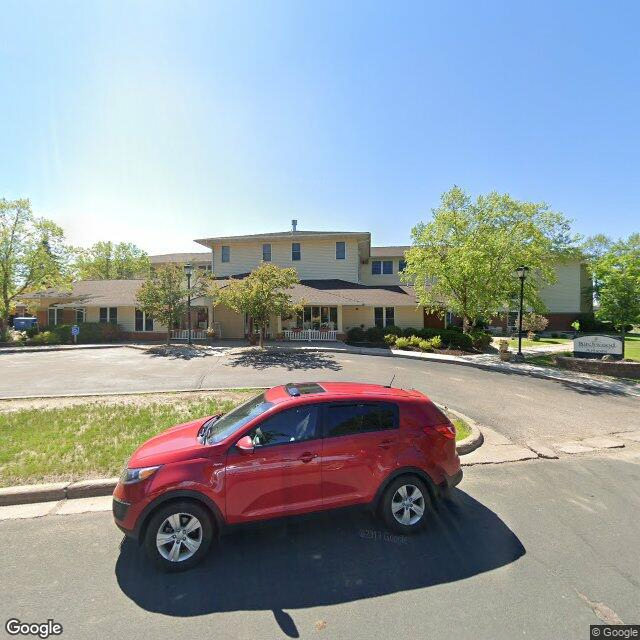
[291,219,298,232]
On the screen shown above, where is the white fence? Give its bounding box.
[284,329,338,342]
[170,329,209,341]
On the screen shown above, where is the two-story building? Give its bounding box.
[23,220,591,341]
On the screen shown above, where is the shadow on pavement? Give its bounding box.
[146,345,218,360]
[226,348,342,371]
[115,489,525,637]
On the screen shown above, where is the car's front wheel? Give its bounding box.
[144,501,213,572]
[381,476,431,534]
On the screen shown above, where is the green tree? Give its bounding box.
[212,263,302,347]
[136,264,210,345]
[402,186,578,332]
[0,198,70,339]
[589,233,640,353]
[74,241,150,280]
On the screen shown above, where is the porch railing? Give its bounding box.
[170,329,209,341]
[284,329,338,342]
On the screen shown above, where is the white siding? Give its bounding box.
[211,237,360,282]
[539,262,583,313]
[359,257,406,286]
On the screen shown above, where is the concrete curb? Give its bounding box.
[441,406,484,455]
[0,344,132,355]
[0,478,119,506]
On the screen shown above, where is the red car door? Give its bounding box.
[225,404,323,523]
[321,401,400,509]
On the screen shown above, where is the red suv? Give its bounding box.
[113,382,462,571]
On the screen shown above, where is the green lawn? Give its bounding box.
[0,391,256,487]
[498,337,572,349]
[623,333,640,361]
[451,417,471,441]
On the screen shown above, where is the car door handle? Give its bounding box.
[378,440,394,449]
[299,452,318,463]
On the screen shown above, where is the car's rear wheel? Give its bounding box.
[144,501,213,572]
[381,476,431,534]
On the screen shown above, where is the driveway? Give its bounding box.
[0,346,637,444]
[1,450,638,640]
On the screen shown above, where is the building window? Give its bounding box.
[263,243,272,262]
[48,306,61,325]
[372,260,393,275]
[292,242,301,261]
[399,259,407,272]
[75,308,85,324]
[294,306,338,330]
[336,241,346,260]
[221,246,230,263]
[197,265,212,273]
[374,307,395,328]
[385,307,395,327]
[99,307,118,324]
[135,308,153,332]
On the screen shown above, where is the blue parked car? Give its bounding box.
[12,317,38,331]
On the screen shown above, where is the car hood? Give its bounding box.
[128,417,211,467]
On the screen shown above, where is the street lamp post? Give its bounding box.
[513,266,529,363]
[184,263,193,346]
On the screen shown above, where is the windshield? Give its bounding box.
[205,393,273,444]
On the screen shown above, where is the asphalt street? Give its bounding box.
[1,347,638,444]
[1,450,638,640]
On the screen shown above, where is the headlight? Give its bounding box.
[119,465,161,484]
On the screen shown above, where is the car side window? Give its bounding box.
[250,405,319,448]
[324,402,398,438]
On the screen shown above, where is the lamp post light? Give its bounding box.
[513,265,529,363]
[184,263,193,346]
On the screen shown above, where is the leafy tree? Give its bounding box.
[522,312,549,339]
[589,233,640,353]
[136,264,210,345]
[74,241,150,280]
[0,198,70,339]
[212,263,302,347]
[402,186,578,332]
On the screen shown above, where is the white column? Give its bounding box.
[337,306,343,332]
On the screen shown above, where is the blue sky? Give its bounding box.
[1,1,638,253]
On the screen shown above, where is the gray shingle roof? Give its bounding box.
[21,280,145,307]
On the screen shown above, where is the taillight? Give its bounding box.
[423,423,456,439]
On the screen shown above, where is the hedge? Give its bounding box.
[39,323,123,344]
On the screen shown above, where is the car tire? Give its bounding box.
[380,475,432,534]
[144,501,214,572]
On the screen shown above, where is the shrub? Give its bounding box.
[394,337,410,349]
[468,330,492,350]
[26,331,60,346]
[384,334,397,346]
[40,322,123,344]
[551,332,559,338]
[402,327,419,337]
[430,335,442,349]
[7,328,26,344]
[409,335,422,347]
[532,334,540,341]
[346,327,366,343]
[365,326,386,343]
[384,325,403,336]
[418,339,433,352]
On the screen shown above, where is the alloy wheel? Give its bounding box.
[155,512,203,562]
[391,484,425,526]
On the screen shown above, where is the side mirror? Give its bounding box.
[235,435,254,454]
